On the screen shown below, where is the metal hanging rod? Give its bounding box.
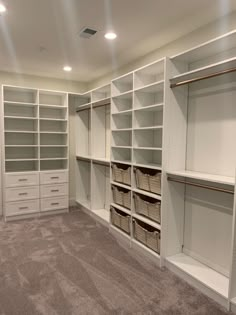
[170,66,236,88]
[167,176,234,195]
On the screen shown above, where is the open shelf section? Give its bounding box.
[39,90,67,106]
[111,91,133,113]
[39,106,67,120]
[92,209,110,223]
[76,159,91,210]
[75,108,91,157]
[112,72,133,97]
[166,253,229,298]
[40,159,68,170]
[3,86,37,104]
[134,83,164,109]
[4,102,38,118]
[92,84,110,103]
[111,112,132,130]
[5,117,38,132]
[134,59,164,90]
[111,181,131,190]
[112,130,132,147]
[133,188,162,200]
[133,148,162,167]
[5,160,39,172]
[166,170,235,186]
[112,147,132,163]
[5,146,38,160]
[5,132,38,146]
[134,128,162,148]
[70,92,91,110]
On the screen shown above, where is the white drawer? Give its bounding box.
[5,199,39,216]
[40,196,68,212]
[5,172,39,188]
[5,186,39,202]
[40,171,68,185]
[40,183,68,198]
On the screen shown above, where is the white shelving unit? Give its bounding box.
[162,30,236,309]
[109,59,166,264]
[1,86,69,220]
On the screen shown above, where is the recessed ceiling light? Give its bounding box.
[104,32,117,40]
[0,3,6,13]
[63,66,72,72]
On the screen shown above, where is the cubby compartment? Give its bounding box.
[5,132,38,146]
[40,133,67,146]
[133,219,160,254]
[40,120,67,133]
[134,129,162,149]
[112,130,132,147]
[4,86,37,104]
[91,162,110,222]
[5,160,39,172]
[75,109,91,157]
[111,185,131,209]
[134,60,164,89]
[40,147,68,159]
[111,112,132,130]
[112,73,133,96]
[111,92,133,113]
[39,91,67,106]
[112,147,132,163]
[134,167,162,195]
[76,159,91,209]
[111,163,131,186]
[40,159,68,171]
[5,147,38,160]
[134,105,163,128]
[39,106,67,120]
[134,193,161,223]
[111,207,131,234]
[5,117,38,132]
[133,148,162,168]
[91,105,110,160]
[134,83,164,109]
[92,84,110,103]
[4,103,37,118]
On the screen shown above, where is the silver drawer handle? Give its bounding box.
[51,202,59,206]
[51,189,59,192]
[51,176,59,179]
[19,206,28,210]
[19,192,28,196]
[18,179,27,182]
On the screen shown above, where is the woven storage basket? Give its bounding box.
[133,220,160,253]
[135,168,161,195]
[112,185,131,209]
[111,207,130,234]
[134,193,161,223]
[112,163,131,186]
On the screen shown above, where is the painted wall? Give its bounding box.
[88,11,236,89]
[0,71,88,206]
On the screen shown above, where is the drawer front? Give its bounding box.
[40,171,68,185]
[5,186,39,202]
[40,197,68,212]
[5,199,39,216]
[5,172,39,188]
[40,184,68,198]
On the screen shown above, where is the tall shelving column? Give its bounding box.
[163,30,236,309]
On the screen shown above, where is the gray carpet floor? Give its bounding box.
[0,210,233,315]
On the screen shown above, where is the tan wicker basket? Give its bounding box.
[134,193,161,223]
[111,207,130,234]
[135,168,161,195]
[112,185,131,209]
[133,219,160,253]
[112,163,131,186]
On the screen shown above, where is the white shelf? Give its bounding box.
[111,181,131,190]
[112,90,133,98]
[166,170,235,186]
[5,130,38,134]
[5,145,38,147]
[110,203,131,215]
[166,253,229,298]
[40,131,67,134]
[134,103,163,112]
[6,158,38,161]
[133,126,163,131]
[4,101,37,107]
[76,155,92,161]
[134,147,162,151]
[133,188,161,200]
[133,163,162,170]
[111,160,132,166]
[112,128,132,132]
[91,157,110,164]
[39,118,67,122]
[40,145,68,147]
[4,116,37,120]
[112,109,132,115]
[92,97,110,108]
[170,56,236,87]
[76,199,90,210]
[76,103,91,111]
[134,80,164,92]
[112,145,132,149]
[132,212,161,230]
[92,209,110,223]
[39,104,67,109]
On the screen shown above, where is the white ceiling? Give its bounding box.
[0,0,236,82]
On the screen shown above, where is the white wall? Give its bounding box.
[88,11,236,89]
[0,71,88,205]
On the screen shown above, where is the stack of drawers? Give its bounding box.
[4,170,68,219]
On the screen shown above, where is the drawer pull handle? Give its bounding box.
[51,176,59,179]
[19,179,27,182]
[19,207,28,210]
[19,192,28,196]
[51,190,59,192]
[51,202,59,206]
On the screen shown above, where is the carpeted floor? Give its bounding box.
[0,210,232,315]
